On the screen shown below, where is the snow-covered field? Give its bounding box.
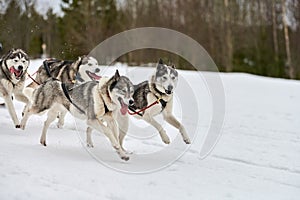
[0,59,299,199]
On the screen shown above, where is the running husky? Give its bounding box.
[120,59,190,149]
[28,55,101,87]
[19,70,134,161]
[0,49,30,127]
[24,56,101,127]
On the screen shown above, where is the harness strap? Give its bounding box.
[61,83,85,114]
[104,102,109,113]
[43,60,52,77]
[127,97,164,116]
[158,98,167,109]
[26,72,40,85]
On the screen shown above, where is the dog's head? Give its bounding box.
[152,58,178,95]
[76,56,101,83]
[108,70,134,115]
[2,49,29,81]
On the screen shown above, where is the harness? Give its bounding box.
[61,82,85,114]
[128,83,168,116]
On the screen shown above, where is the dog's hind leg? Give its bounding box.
[163,112,191,144]
[86,127,94,147]
[57,110,67,128]
[14,92,29,116]
[87,119,129,161]
[143,114,170,144]
[19,104,40,130]
[40,108,57,146]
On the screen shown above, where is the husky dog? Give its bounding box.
[121,59,190,149]
[19,70,134,161]
[25,55,101,127]
[30,55,101,87]
[0,49,30,127]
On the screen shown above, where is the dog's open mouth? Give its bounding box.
[118,97,128,115]
[165,90,172,95]
[9,67,23,79]
[86,70,101,81]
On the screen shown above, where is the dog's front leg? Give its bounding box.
[87,119,129,161]
[115,112,131,153]
[3,94,20,127]
[163,113,191,144]
[143,114,170,144]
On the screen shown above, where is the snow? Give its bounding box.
[0,59,300,199]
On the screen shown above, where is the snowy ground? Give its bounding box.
[0,59,299,199]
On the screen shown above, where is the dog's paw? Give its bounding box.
[184,137,191,144]
[87,143,94,148]
[162,136,170,144]
[40,140,47,146]
[16,124,25,130]
[121,155,130,161]
[57,123,64,129]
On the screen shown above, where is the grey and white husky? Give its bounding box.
[28,55,101,87]
[119,59,190,150]
[19,70,134,161]
[0,49,30,127]
[24,55,101,127]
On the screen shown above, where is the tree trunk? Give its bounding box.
[224,0,233,72]
[272,0,279,62]
[281,0,294,78]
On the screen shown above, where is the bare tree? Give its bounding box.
[223,0,233,72]
[281,0,294,78]
[272,0,279,62]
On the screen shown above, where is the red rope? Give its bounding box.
[127,98,161,115]
[26,72,40,85]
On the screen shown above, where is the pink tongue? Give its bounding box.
[10,67,21,77]
[91,73,101,80]
[120,104,128,115]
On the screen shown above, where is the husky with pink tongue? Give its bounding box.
[19,70,135,161]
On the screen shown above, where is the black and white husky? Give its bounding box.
[119,59,190,150]
[0,49,30,127]
[19,70,135,161]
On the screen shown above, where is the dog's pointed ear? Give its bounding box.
[158,58,163,64]
[114,70,120,80]
[1,49,13,61]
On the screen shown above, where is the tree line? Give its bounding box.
[0,0,299,79]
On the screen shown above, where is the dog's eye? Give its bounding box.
[171,76,176,80]
[88,63,92,66]
[22,60,26,63]
[14,59,18,62]
[162,76,167,81]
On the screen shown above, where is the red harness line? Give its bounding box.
[26,72,40,85]
[127,98,161,116]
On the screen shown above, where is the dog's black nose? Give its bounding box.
[18,65,23,71]
[129,99,134,105]
[167,85,173,91]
